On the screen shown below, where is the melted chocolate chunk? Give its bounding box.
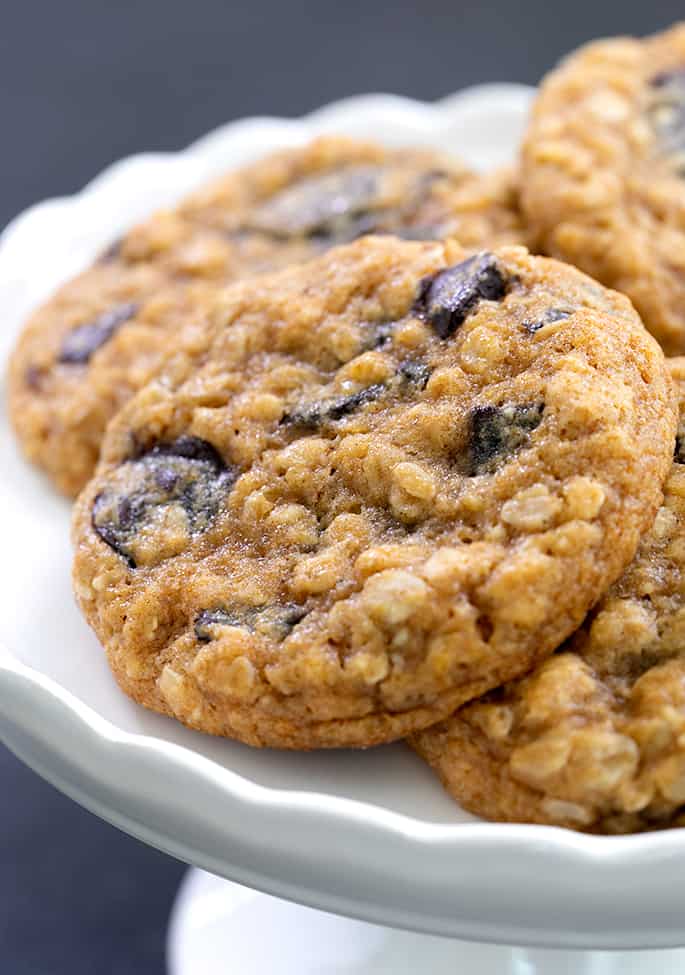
[195,603,307,643]
[362,320,397,351]
[468,402,544,475]
[24,365,44,391]
[155,467,179,492]
[398,359,432,390]
[652,69,685,88]
[675,432,685,464]
[281,359,432,430]
[648,69,685,168]
[98,237,123,263]
[92,437,236,567]
[248,165,384,242]
[416,253,508,339]
[59,303,139,364]
[393,225,443,242]
[144,435,226,467]
[194,607,245,641]
[522,307,573,334]
[281,383,387,429]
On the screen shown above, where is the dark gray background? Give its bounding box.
[1,1,683,972]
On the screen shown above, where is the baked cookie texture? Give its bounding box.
[8,136,527,497]
[71,236,675,749]
[521,22,685,355]
[412,361,685,833]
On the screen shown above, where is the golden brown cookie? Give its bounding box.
[8,136,527,497]
[71,236,675,749]
[522,22,685,355]
[412,360,685,833]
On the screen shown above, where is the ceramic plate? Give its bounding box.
[2,84,683,950]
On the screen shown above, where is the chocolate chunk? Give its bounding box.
[362,320,397,351]
[59,303,139,364]
[98,237,123,263]
[116,495,138,531]
[648,69,685,167]
[281,358,432,431]
[416,253,508,339]
[398,359,432,389]
[523,307,573,334]
[248,165,383,242]
[194,607,245,642]
[279,402,323,429]
[146,435,226,468]
[394,225,443,242]
[24,365,44,391]
[281,382,387,429]
[675,433,685,464]
[468,402,544,475]
[90,505,134,568]
[92,437,236,567]
[195,603,307,643]
[651,68,685,89]
[155,467,179,492]
[327,384,388,420]
[269,602,309,636]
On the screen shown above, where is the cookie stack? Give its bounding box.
[9,23,685,834]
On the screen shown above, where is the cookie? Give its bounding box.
[71,236,675,749]
[8,136,527,497]
[412,361,685,833]
[521,22,685,355]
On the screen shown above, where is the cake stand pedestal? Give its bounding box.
[167,868,685,975]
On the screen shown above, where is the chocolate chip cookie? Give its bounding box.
[522,22,685,355]
[72,236,675,749]
[412,361,685,832]
[8,136,527,497]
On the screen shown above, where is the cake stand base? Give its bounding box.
[167,869,685,974]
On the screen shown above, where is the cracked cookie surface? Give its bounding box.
[72,236,675,749]
[522,23,685,355]
[412,361,685,832]
[8,136,527,497]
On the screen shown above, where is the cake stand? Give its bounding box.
[1,84,684,974]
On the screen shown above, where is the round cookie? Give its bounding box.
[522,22,685,355]
[72,236,676,749]
[8,135,527,497]
[412,360,685,833]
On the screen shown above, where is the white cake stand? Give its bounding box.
[1,85,684,974]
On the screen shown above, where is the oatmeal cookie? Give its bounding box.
[522,22,685,355]
[72,236,675,749]
[8,136,527,497]
[412,361,685,832]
